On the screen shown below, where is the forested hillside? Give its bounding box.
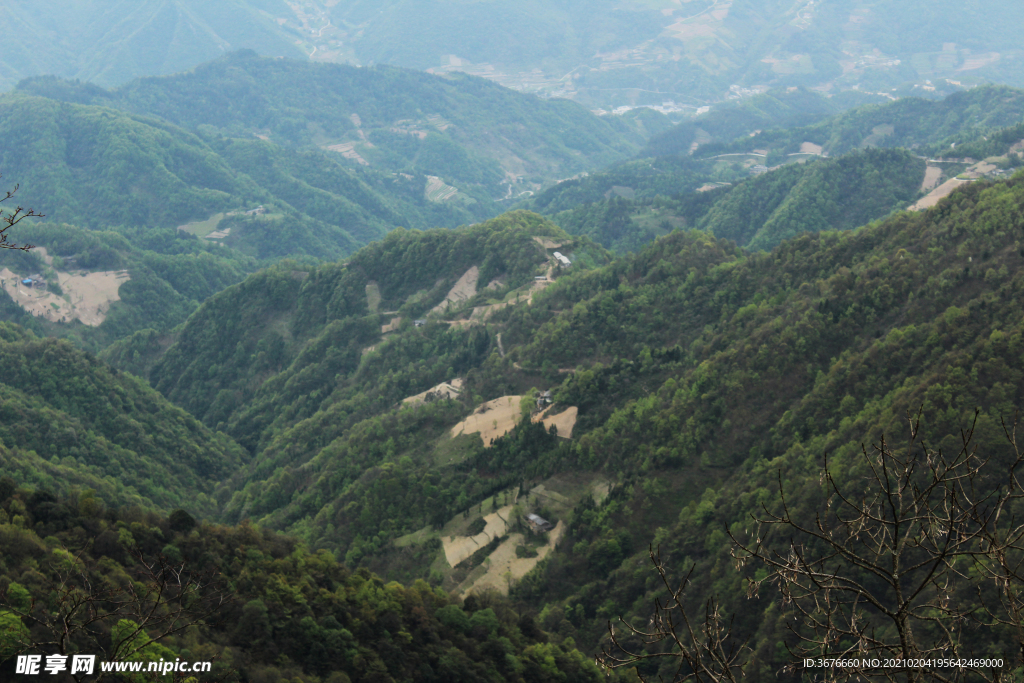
[695,84,1024,162]
[549,148,925,252]
[18,51,644,193]
[0,324,244,517]
[0,92,501,260]
[0,484,602,683]
[6,161,1024,676]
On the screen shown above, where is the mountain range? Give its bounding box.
[3,46,1024,682]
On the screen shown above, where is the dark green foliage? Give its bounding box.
[0,324,245,516]
[167,508,196,534]
[0,487,601,683]
[698,148,925,250]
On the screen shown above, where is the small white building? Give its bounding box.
[552,252,571,267]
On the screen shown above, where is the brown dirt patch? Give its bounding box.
[800,142,823,155]
[403,378,464,405]
[450,395,522,446]
[1,267,128,326]
[461,521,564,597]
[533,406,578,438]
[381,316,402,333]
[911,177,973,211]
[920,165,943,192]
[431,266,479,314]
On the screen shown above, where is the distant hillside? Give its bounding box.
[18,52,645,194]
[698,84,1024,162]
[523,148,933,253]
[641,87,884,157]
[0,0,306,90]
[4,0,1024,109]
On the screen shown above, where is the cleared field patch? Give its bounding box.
[431,266,479,314]
[365,282,381,313]
[1,267,128,326]
[425,175,458,202]
[460,523,565,597]
[533,405,578,438]
[697,182,731,192]
[921,165,943,192]
[381,316,402,333]
[861,123,894,148]
[403,378,464,405]
[799,141,823,155]
[911,177,973,211]
[324,141,369,165]
[442,504,515,567]
[450,395,522,446]
[177,212,225,237]
[532,236,563,249]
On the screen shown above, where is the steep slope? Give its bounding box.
[548,148,925,252]
[0,484,601,683]
[0,221,256,353]
[0,324,244,517]
[112,172,1024,669]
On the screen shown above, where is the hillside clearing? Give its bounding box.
[533,405,578,438]
[459,522,565,597]
[450,395,522,446]
[442,504,516,566]
[431,266,478,314]
[921,165,943,192]
[0,266,128,326]
[402,378,464,405]
[425,175,458,202]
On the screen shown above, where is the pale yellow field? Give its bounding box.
[450,395,522,446]
[460,521,564,597]
[0,265,128,326]
[911,177,973,210]
[800,141,823,154]
[920,165,943,192]
[533,406,578,438]
[532,236,564,249]
[442,504,516,566]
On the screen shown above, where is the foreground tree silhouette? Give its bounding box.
[601,411,1024,682]
[0,174,41,251]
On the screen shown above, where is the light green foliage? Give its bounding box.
[0,610,29,658]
